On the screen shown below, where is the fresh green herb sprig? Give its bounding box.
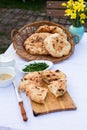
[22,62,49,72]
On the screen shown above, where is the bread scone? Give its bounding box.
[49,26,67,39]
[18,79,29,91]
[41,70,67,97]
[41,70,66,84]
[36,25,50,33]
[18,72,44,91]
[18,70,67,103]
[24,32,50,55]
[36,25,67,39]
[23,72,43,85]
[44,33,71,58]
[26,84,48,104]
[48,80,67,97]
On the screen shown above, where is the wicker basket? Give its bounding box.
[11,21,75,63]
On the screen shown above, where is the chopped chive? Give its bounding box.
[22,62,49,72]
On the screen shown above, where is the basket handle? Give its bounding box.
[73,34,80,44]
[11,29,18,40]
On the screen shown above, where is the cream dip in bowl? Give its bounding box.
[0,67,16,88]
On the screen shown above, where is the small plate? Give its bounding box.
[18,60,53,73]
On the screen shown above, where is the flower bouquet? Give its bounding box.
[62,0,87,43]
[62,0,87,27]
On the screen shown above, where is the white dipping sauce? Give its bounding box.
[0,73,12,80]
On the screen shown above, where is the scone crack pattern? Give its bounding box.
[18,70,67,104]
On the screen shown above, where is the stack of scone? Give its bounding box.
[18,70,67,104]
[24,25,71,58]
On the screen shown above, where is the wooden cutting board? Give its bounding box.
[30,90,77,116]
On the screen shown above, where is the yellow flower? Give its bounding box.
[62,3,66,7]
[78,0,84,2]
[62,0,87,27]
[81,20,85,24]
[77,3,84,12]
[71,13,76,19]
[67,0,73,7]
[80,13,86,19]
[65,9,72,16]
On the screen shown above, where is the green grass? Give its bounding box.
[0,0,46,10]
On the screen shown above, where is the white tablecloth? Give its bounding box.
[0,33,87,130]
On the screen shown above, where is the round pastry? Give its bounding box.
[18,72,44,91]
[18,69,67,100]
[41,69,67,97]
[36,25,50,33]
[41,69,66,84]
[49,26,67,39]
[36,25,67,39]
[24,32,50,55]
[44,33,71,58]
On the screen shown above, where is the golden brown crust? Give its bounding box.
[41,70,67,97]
[44,33,71,58]
[18,79,29,91]
[24,32,50,55]
[18,72,44,92]
[26,84,48,104]
[36,25,67,39]
[36,25,50,33]
[48,80,67,97]
[18,70,67,103]
[41,70,66,84]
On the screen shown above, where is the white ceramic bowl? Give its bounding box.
[18,60,53,74]
[0,53,15,67]
[0,67,16,88]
